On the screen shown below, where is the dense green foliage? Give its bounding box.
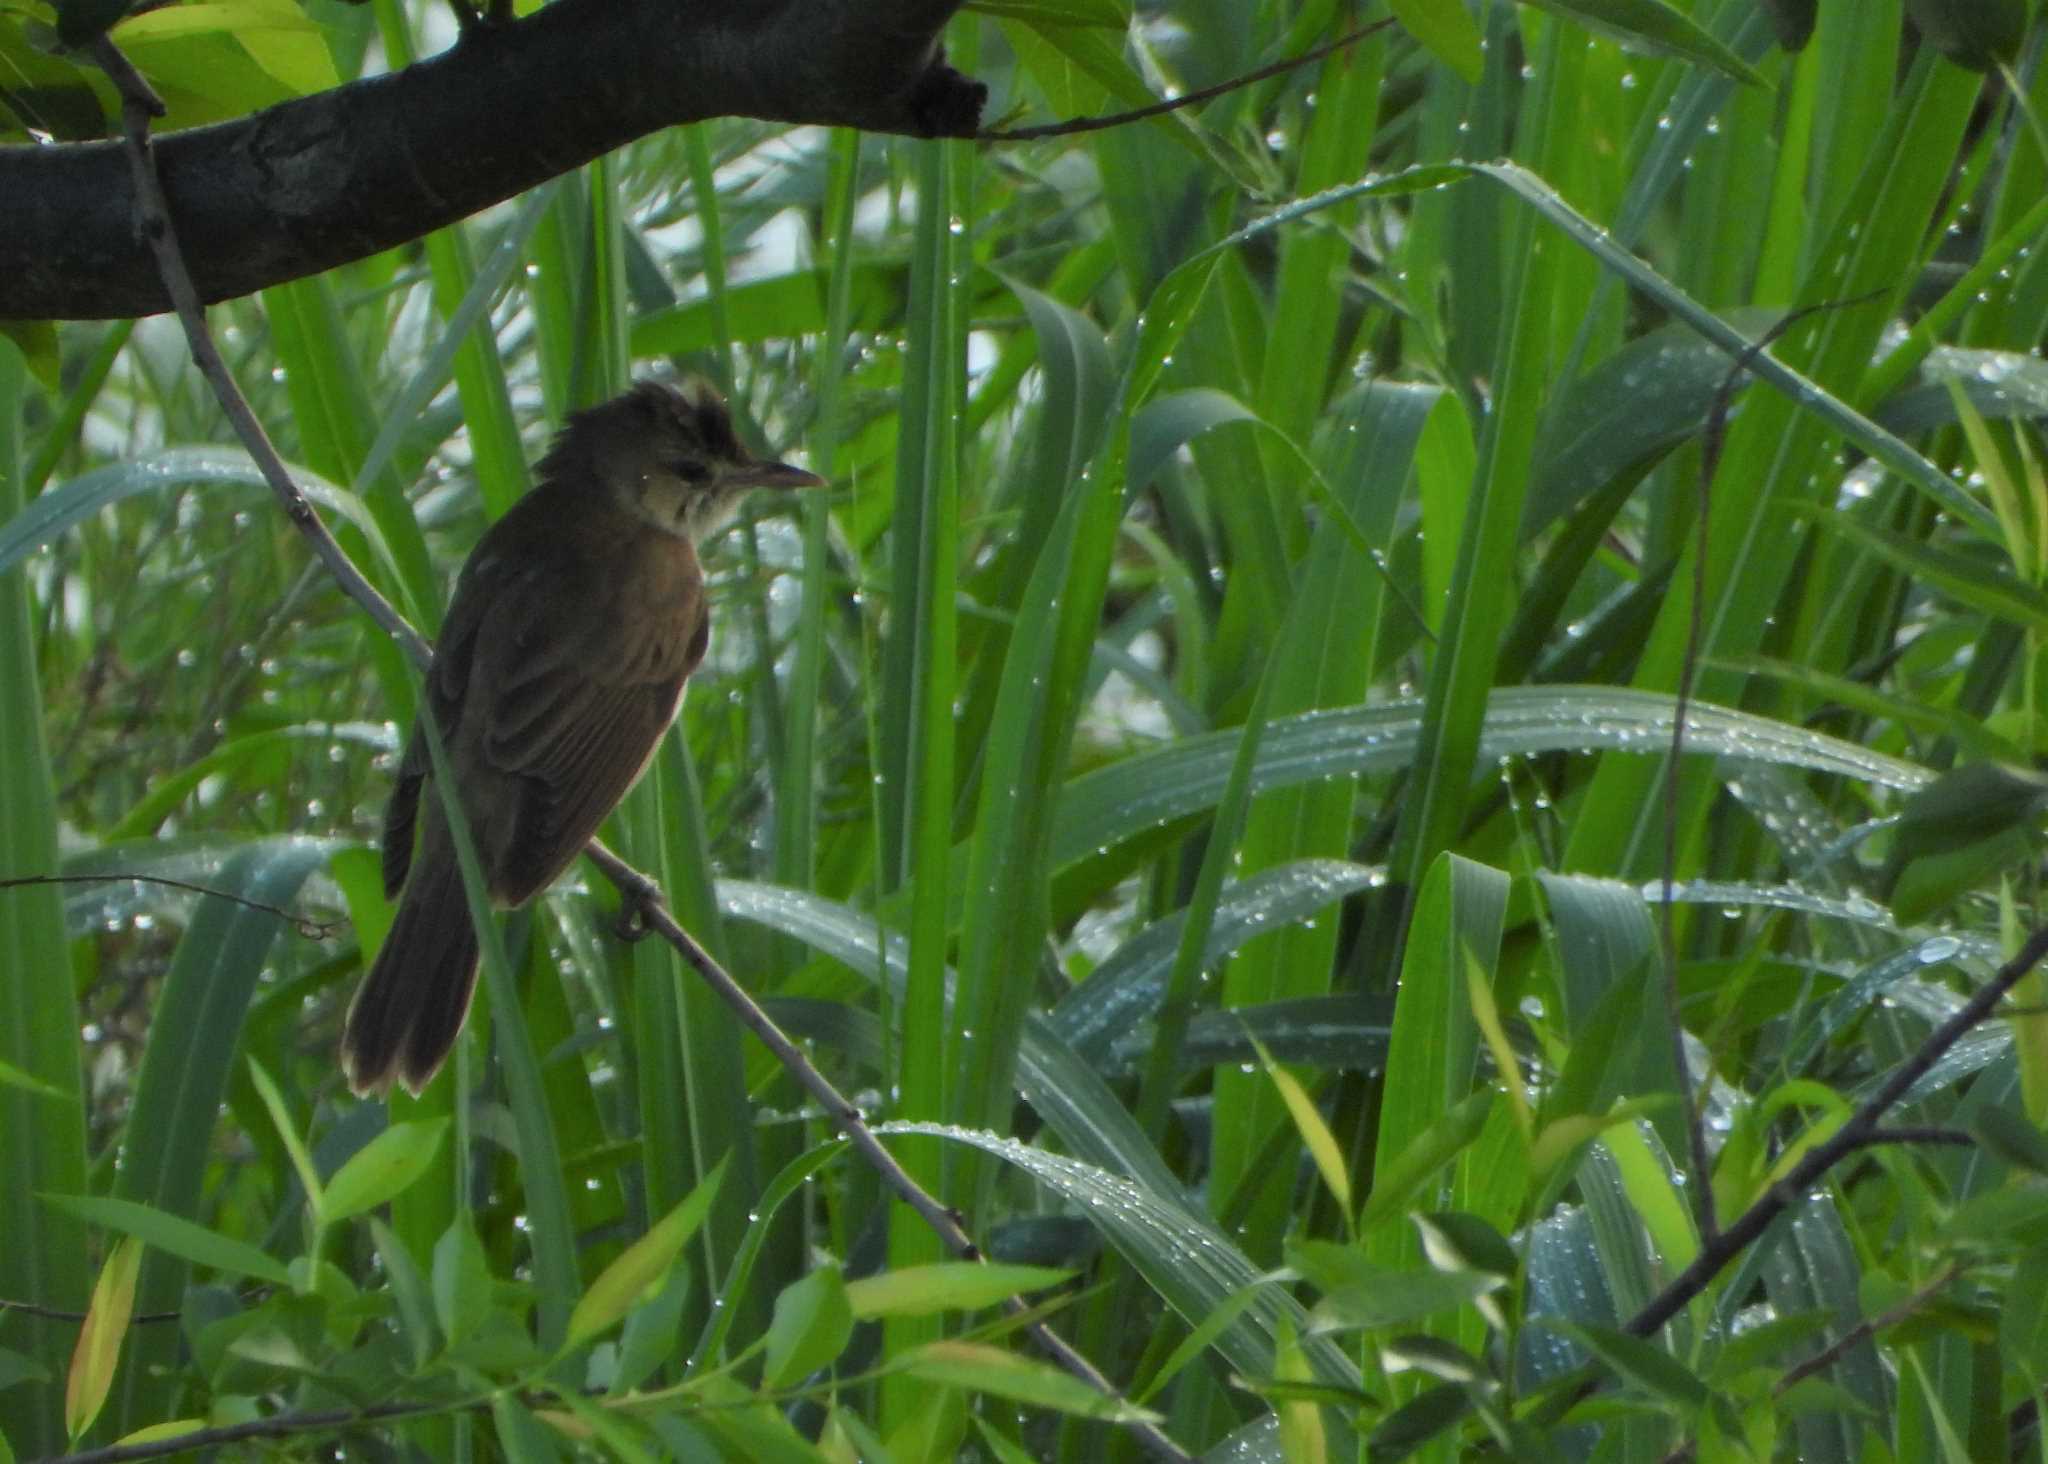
[6,0,2048,1458]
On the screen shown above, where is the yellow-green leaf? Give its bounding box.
[845,1262,1074,1319]
[66,1236,141,1441]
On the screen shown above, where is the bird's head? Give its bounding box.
[557,379,825,540]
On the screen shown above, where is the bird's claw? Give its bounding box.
[612,885,661,943]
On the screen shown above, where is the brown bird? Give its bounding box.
[341,380,825,1097]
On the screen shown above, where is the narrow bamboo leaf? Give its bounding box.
[899,1340,1160,1423]
[96,836,350,1356]
[1597,1123,1699,1278]
[0,1057,67,1101]
[1812,509,2048,629]
[1053,861,1379,1064]
[0,449,398,582]
[1464,948,1531,1138]
[1368,1382,1469,1458]
[1521,0,1767,85]
[1389,0,1484,81]
[1049,688,1931,873]
[1133,1285,1264,1405]
[1371,855,1510,1258]
[107,1419,207,1449]
[1255,1038,1351,1213]
[1274,1321,1328,1464]
[38,1196,290,1288]
[878,1121,1360,1389]
[1308,1270,1505,1336]
[1105,995,1392,1079]
[1527,310,1775,534]
[1358,1090,1497,1235]
[1528,1101,1669,1177]
[1,334,87,1457]
[1127,389,1256,499]
[1877,347,2048,436]
[244,1056,323,1218]
[686,1143,846,1373]
[630,263,916,355]
[970,0,1125,24]
[367,1218,438,1367]
[1545,1320,1711,1409]
[999,17,1232,178]
[1973,1107,2048,1175]
[1380,1334,1484,1381]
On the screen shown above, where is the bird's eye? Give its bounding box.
[671,459,711,483]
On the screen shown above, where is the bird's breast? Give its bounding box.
[605,531,706,684]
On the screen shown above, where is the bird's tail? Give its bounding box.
[340,849,481,1097]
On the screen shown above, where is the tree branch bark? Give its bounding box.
[3,0,983,321]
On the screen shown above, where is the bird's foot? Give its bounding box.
[611,879,664,943]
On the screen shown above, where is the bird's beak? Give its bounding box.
[734,458,827,491]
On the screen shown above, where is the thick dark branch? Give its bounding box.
[2,0,983,320]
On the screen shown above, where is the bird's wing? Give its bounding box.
[381,540,502,898]
[465,541,703,905]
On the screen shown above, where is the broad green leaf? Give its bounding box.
[763,1265,853,1391]
[319,1119,450,1227]
[433,1214,493,1347]
[114,0,337,93]
[566,1156,726,1351]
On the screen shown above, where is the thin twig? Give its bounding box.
[89,36,431,671]
[1859,1124,1975,1148]
[41,1393,483,1464]
[91,36,1186,1463]
[0,1297,179,1325]
[0,873,340,939]
[1655,1260,1966,1464]
[980,18,1394,141]
[1626,918,2048,1340]
[1660,298,1869,1245]
[1775,1260,1963,1395]
[583,845,1188,1461]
